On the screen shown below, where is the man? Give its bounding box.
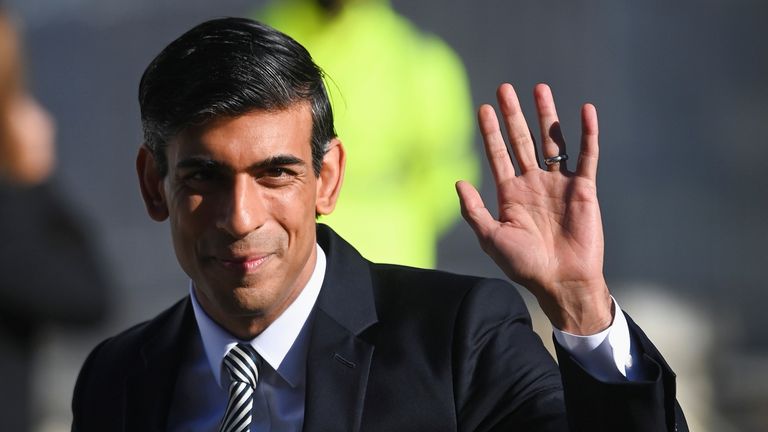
[72,17,687,431]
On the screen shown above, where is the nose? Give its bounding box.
[216,175,265,238]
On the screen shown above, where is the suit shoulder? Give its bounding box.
[369,263,529,320]
[87,299,188,361]
[72,299,192,429]
[86,317,152,360]
[74,299,189,391]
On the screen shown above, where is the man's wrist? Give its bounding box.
[541,279,613,335]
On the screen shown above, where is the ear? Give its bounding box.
[136,144,169,221]
[315,138,345,215]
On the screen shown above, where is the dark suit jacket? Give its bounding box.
[72,224,687,431]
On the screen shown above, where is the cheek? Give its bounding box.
[269,186,316,226]
[169,194,210,244]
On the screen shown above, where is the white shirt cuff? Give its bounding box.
[552,297,635,381]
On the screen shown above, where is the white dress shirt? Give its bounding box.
[168,242,635,431]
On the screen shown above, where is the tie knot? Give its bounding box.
[223,343,261,388]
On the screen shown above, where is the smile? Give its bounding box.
[217,254,271,272]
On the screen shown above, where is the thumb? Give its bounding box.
[455,180,495,240]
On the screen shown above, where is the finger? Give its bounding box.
[577,103,599,179]
[533,83,568,172]
[478,104,516,183]
[455,180,495,241]
[497,83,539,173]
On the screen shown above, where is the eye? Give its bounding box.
[258,166,298,187]
[179,169,224,189]
[265,167,289,177]
[187,171,211,181]
[184,170,216,182]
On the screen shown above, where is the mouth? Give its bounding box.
[216,254,272,273]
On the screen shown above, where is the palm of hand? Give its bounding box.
[489,171,603,297]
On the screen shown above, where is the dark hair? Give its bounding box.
[138,17,335,176]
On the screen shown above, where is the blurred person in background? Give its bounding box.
[258,0,478,268]
[0,7,109,431]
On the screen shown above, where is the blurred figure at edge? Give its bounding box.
[0,7,110,431]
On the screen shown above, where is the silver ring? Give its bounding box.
[544,154,568,166]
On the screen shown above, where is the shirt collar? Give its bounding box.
[190,244,326,389]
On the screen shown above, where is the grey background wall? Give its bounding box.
[6,1,767,431]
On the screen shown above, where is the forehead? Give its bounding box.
[168,103,313,164]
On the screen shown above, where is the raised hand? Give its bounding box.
[456,83,613,335]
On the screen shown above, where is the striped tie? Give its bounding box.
[219,343,261,432]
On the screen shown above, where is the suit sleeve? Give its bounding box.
[451,279,688,432]
[555,312,689,432]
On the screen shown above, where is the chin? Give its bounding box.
[225,285,272,317]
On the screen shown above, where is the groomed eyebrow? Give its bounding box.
[254,155,305,170]
[175,154,306,171]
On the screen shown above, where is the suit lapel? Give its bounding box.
[303,225,378,432]
[124,298,195,431]
[303,309,375,432]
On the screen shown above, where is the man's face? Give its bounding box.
[140,103,341,337]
